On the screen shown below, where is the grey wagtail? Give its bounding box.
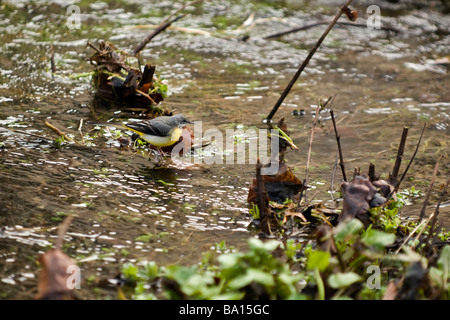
[88,114,193,149]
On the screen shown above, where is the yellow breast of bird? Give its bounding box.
[140,127,183,147]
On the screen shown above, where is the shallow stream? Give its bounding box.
[0,0,449,299]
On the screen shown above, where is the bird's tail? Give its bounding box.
[87,121,128,130]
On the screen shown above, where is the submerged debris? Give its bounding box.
[340,175,386,225]
[248,162,304,205]
[87,40,165,111]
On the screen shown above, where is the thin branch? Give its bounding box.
[421,176,449,255]
[264,20,399,39]
[132,14,186,56]
[7,128,52,141]
[78,119,85,144]
[256,159,271,235]
[391,127,409,181]
[55,215,74,250]
[330,152,339,202]
[368,162,376,182]
[297,178,307,208]
[427,175,450,235]
[86,40,101,53]
[132,0,206,56]
[135,89,157,105]
[50,44,56,76]
[44,121,74,142]
[304,97,332,201]
[395,217,428,254]
[419,156,441,220]
[265,0,353,121]
[395,123,426,191]
[330,109,347,182]
[412,212,435,250]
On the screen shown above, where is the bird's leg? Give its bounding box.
[157,147,168,156]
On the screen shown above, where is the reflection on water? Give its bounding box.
[0,0,449,299]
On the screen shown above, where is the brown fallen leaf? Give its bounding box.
[36,249,78,300]
[36,216,78,300]
[382,281,398,300]
[284,210,308,223]
[248,162,304,204]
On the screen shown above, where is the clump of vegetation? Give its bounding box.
[118,188,450,300]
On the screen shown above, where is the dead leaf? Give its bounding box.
[382,281,398,300]
[284,210,308,222]
[247,162,304,204]
[36,249,77,300]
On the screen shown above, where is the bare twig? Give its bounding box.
[368,162,376,182]
[136,89,157,105]
[391,127,409,183]
[264,20,399,39]
[132,0,206,56]
[7,128,52,141]
[78,119,85,144]
[395,123,426,191]
[395,217,428,254]
[433,175,450,221]
[86,40,101,53]
[412,212,435,250]
[256,159,271,235]
[297,178,307,208]
[132,14,186,56]
[419,156,441,220]
[330,109,347,182]
[420,174,449,256]
[304,97,332,201]
[55,216,74,250]
[265,0,353,121]
[426,175,450,241]
[44,121,74,142]
[50,44,56,76]
[330,152,339,202]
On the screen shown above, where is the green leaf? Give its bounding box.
[228,268,274,289]
[247,268,274,286]
[165,265,198,284]
[307,250,330,272]
[139,261,159,280]
[228,272,253,289]
[327,272,362,289]
[218,253,240,269]
[121,263,139,281]
[182,273,215,296]
[334,219,364,242]
[211,292,246,300]
[429,267,444,288]
[438,245,450,285]
[248,237,280,252]
[135,233,154,242]
[384,246,423,264]
[362,229,396,249]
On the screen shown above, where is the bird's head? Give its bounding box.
[172,114,193,127]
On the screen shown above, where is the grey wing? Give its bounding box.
[125,119,172,137]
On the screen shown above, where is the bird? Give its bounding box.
[87,114,193,153]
